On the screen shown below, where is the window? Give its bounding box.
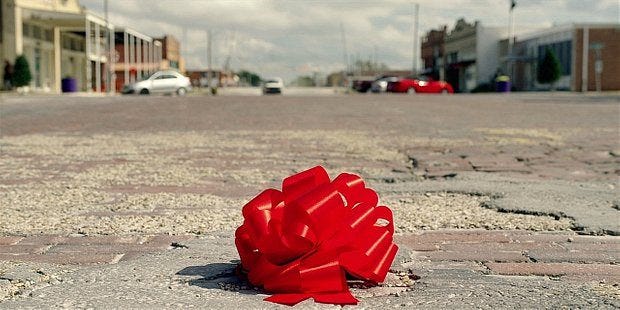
[23,24,32,38]
[63,37,72,49]
[156,75,177,80]
[32,25,41,39]
[448,52,458,64]
[72,38,83,51]
[538,40,572,75]
[44,29,53,42]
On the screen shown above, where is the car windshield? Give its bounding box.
[265,80,280,84]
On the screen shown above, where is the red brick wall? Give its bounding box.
[573,27,620,91]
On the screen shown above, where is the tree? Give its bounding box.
[12,55,32,88]
[237,70,261,86]
[537,48,562,88]
[292,75,316,87]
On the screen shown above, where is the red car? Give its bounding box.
[387,76,454,94]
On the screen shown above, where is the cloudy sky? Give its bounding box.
[80,0,619,80]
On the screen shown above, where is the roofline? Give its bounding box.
[518,22,620,41]
[114,27,153,42]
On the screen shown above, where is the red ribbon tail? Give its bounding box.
[265,291,359,306]
[313,291,359,305]
[264,293,311,306]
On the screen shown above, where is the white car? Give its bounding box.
[122,70,192,96]
[262,77,283,94]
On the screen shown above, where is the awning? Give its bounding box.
[22,8,110,29]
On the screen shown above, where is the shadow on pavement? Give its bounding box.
[176,261,261,296]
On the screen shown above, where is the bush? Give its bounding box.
[537,48,561,86]
[12,55,32,88]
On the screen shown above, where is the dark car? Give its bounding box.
[370,76,400,93]
[352,79,373,93]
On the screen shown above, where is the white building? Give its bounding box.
[1,0,114,93]
[444,19,509,92]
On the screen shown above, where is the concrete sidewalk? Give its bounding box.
[0,230,618,308]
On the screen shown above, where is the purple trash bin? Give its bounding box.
[61,78,78,93]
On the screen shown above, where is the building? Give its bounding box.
[421,25,447,81]
[1,0,114,93]
[444,19,508,92]
[156,35,184,73]
[511,23,620,91]
[113,27,162,91]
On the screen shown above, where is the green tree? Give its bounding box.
[12,55,32,88]
[292,75,316,87]
[237,70,261,86]
[537,48,562,88]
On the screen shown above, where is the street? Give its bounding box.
[0,92,619,308]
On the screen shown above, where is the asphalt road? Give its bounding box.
[1,92,618,235]
[1,92,619,307]
[2,92,619,137]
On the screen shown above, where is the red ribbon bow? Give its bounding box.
[235,166,399,306]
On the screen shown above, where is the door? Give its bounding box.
[34,47,42,88]
[151,74,177,93]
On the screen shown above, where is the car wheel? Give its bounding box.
[407,87,416,94]
[177,87,187,96]
[441,89,449,94]
[140,88,149,95]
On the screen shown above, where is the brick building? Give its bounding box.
[512,23,620,91]
[113,28,162,91]
[421,25,447,81]
[156,35,184,73]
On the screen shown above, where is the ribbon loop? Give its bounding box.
[235,166,399,306]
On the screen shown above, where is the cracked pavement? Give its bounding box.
[0,92,618,307]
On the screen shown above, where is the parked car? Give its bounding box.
[352,79,373,93]
[370,76,400,93]
[262,77,283,94]
[122,70,192,95]
[387,76,454,94]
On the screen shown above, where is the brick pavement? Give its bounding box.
[0,235,196,265]
[396,230,620,284]
[1,230,618,286]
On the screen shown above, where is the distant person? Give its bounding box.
[3,60,14,90]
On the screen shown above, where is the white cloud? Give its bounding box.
[80,0,619,80]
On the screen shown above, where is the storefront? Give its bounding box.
[1,0,114,93]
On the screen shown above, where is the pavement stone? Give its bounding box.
[1,93,619,307]
[0,231,617,309]
[0,238,22,246]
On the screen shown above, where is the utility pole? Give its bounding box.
[104,0,111,94]
[339,22,349,87]
[207,29,214,93]
[508,0,516,79]
[374,45,378,73]
[412,3,419,76]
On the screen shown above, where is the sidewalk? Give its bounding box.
[0,230,618,308]
[1,93,618,307]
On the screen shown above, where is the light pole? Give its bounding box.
[104,0,114,93]
[508,0,516,79]
[412,3,419,76]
